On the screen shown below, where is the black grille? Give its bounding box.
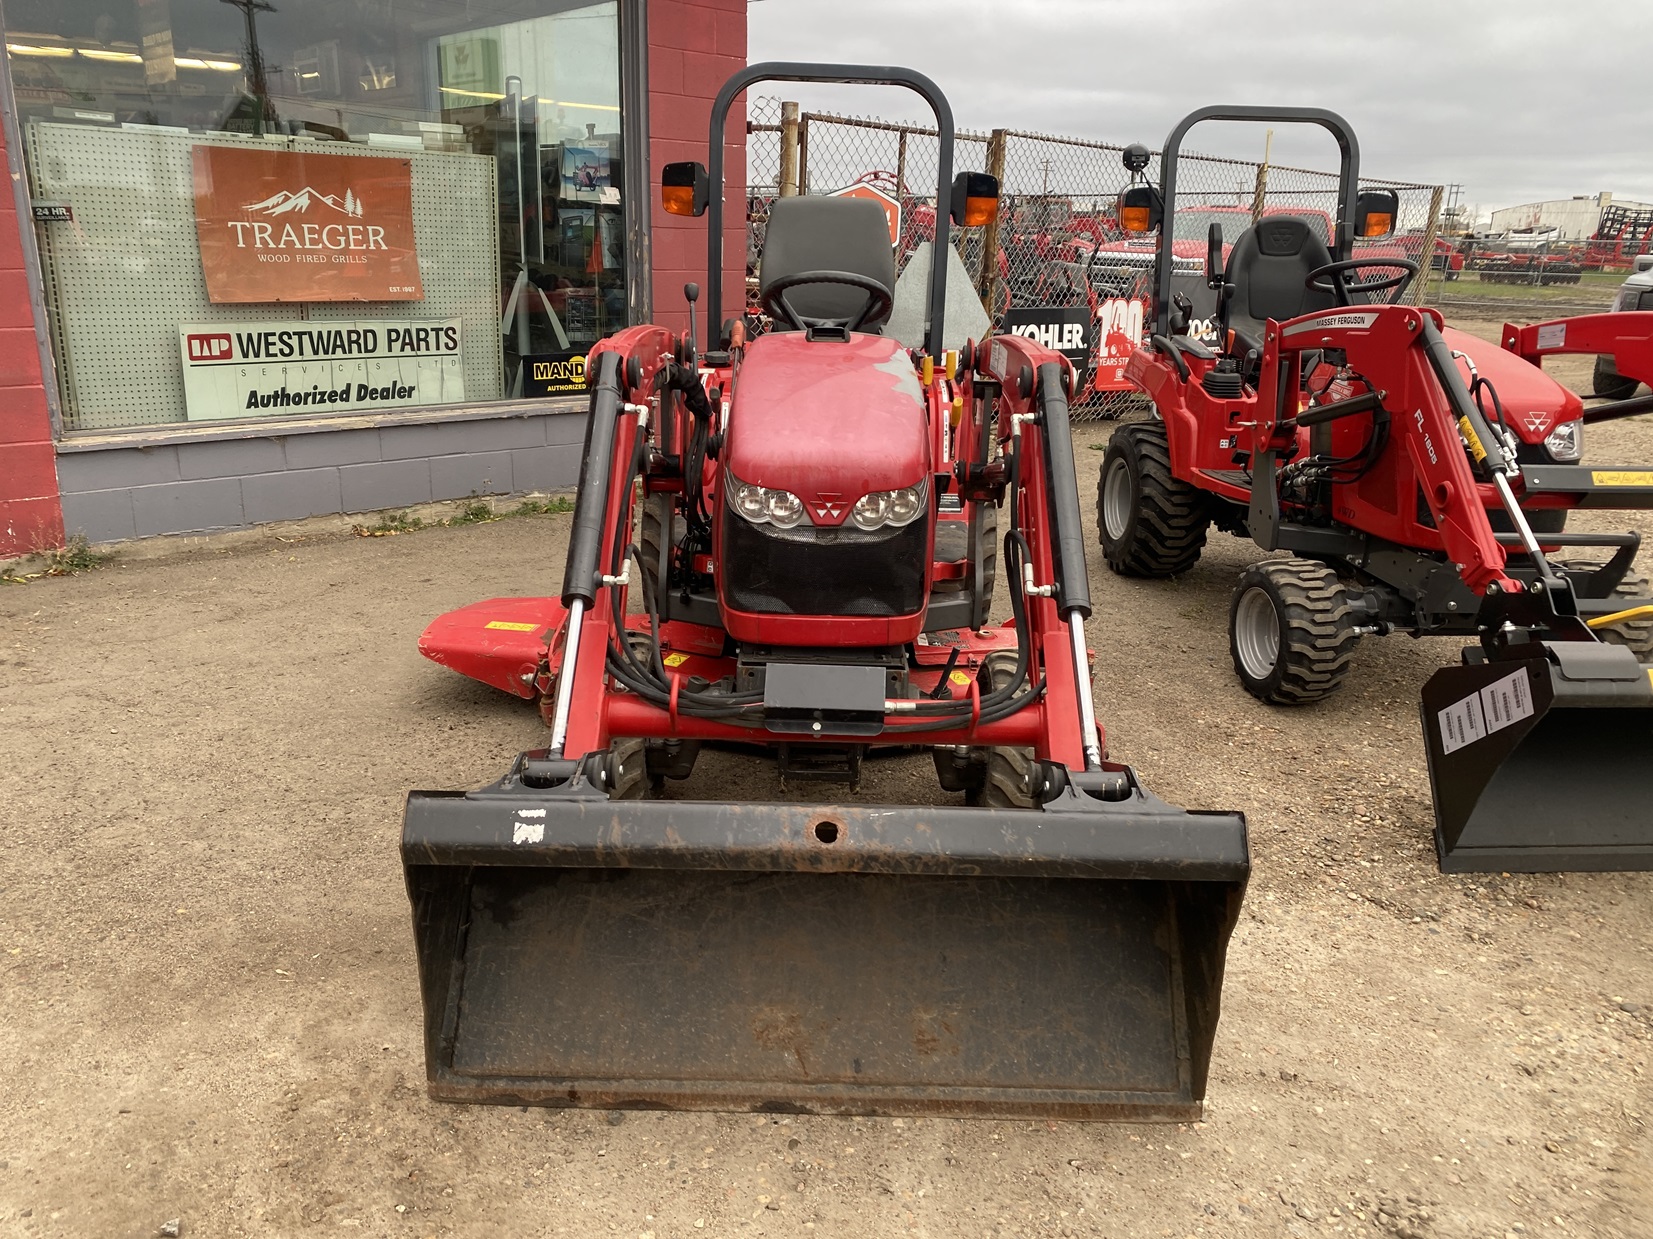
[722,515,928,616]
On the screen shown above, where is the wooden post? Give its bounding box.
[779,101,800,197]
[1411,185,1447,305]
[798,115,811,196]
[1249,129,1272,223]
[978,128,1007,319]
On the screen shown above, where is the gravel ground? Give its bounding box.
[1,320,1649,1239]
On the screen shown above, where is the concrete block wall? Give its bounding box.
[648,0,747,338]
[57,408,587,542]
[0,128,63,557]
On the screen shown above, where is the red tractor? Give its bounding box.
[402,65,1247,1121]
[1096,105,1653,873]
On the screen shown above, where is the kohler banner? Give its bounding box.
[178,319,463,420]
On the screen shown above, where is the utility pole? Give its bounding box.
[219,0,277,135]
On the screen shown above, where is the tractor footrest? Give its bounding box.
[776,742,864,788]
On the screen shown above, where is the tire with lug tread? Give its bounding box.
[1557,561,1653,660]
[973,500,998,627]
[607,737,649,801]
[638,492,674,611]
[1593,355,1639,401]
[1489,506,1566,535]
[1097,420,1209,577]
[1229,559,1360,705]
[966,652,1038,809]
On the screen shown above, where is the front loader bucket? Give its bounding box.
[402,764,1248,1121]
[1422,647,1653,873]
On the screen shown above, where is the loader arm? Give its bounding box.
[1502,311,1653,400]
[1267,306,1522,595]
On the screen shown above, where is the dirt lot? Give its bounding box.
[2,321,1650,1239]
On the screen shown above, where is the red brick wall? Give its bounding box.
[0,134,61,558]
[648,0,746,339]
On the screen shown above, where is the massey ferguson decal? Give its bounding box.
[178,318,461,420]
[192,145,424,303]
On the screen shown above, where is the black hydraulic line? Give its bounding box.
[1035,364,1093,619]
[562,350,625,606]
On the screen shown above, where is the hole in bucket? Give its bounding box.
[813,821,840,845]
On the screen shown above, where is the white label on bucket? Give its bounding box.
[512,808,547,845]
[1536,322,1567,351]
[1479,669,1534,735]
[1437,693,1487,755]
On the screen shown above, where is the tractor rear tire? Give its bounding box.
[973,500,999,628]
[1489,506,1567,535]
[639,492,674,613]
[1229,559,1361,705]
[966,652,1037,809]
[1593,355,1639,401]
[1097,421,1209,577]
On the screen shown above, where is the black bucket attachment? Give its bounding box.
[1423,644,1653,872]
[403,760,1248,1121]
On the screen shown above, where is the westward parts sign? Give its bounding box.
[192,145,424,304]
[179,319,462,421]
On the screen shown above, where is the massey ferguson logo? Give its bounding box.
[811,493,845,521]
[1523,412,1552,434]
[185,332,232,360]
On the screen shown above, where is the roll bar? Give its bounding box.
[705,62,957,355]
[1151,105,1361,339]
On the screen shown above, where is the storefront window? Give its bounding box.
[5,0,624,431]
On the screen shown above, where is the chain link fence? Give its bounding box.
[745,98,1444,418]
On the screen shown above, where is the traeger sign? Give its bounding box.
[191,145,424,303]
[179,319,462,420]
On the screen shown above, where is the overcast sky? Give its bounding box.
[747,0,1653,219]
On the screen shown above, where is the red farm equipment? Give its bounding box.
[1095,105,1653,873]
[403,65,1249,1121]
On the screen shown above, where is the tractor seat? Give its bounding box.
[759,196,896,332]
[1221,216,1336,360]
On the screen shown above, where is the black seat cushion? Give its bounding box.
[1221,216,1336,357]
[759,197,896,331]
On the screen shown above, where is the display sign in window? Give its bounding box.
[192,146,424,303]
[179,318,463,419]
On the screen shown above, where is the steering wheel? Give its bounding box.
[761,269,894,334]
[1305,257,1421,306]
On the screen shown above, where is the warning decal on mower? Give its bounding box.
[485,620,540,632]
[1438,669,1534,755]
[1592,471,1653,486]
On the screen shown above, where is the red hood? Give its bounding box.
[1442,327,1582,442]
[724,332,930,525]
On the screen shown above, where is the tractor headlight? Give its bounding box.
[852,481,928,531]
[730,476,808,528]
[1544,420,1582,462]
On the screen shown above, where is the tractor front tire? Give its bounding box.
[607,738,649,800]
[1593,355,1639,401]
[1562,563,1653,660]
[1097,421,1209,577]
[638,492,675,613]
[965,652,1037,809]
[1229,559,1360,705]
